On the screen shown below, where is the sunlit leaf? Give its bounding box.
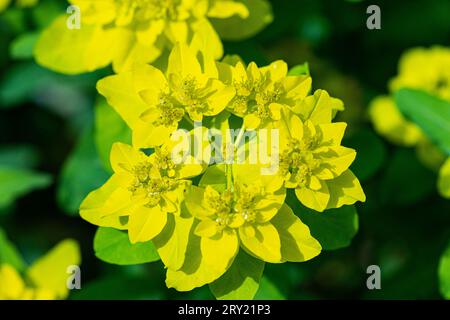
[288,62,310,76]
[0,227,26,272]
[0,166,51,210]
[57,125,109,215]
[395,88,450,155]
[209,250,264,300]
[94,227,160,265]
[10,32,39,60]
[254,276,284,300]
[287,193,359,250]
[94,97,131,172]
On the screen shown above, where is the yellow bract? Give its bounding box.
[80,141,205,245]
[217,60,312,129]
[278,110,365,212]
[15,0,367,299]
[369,46,450,171]
[34,0,252,74]
[390,47,450,101]
[80,52,366,293]
[97,43,235,148]
[0,239,80,300]
[166,164,321,291]
[80,48,365,292]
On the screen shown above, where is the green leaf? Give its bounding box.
[94,97,132,173]
[0,227,26,272]
[344,128,386,181]
[210,0,273,41]
[439,242,450,299]
[288,62,310,76]
[395,88,450,155]
[1,7,27,34]
[70,275,166,300]
[288,194,358,250]
[10,32,39,60]
[31,0,65,29]
[57,125,109,215]
[0,166,52,210]
[254,276,285,300]
[380,148,435,206]
[0,145,39,168]
[209,250,264,300]
[0,63,51,108]
[94,227,160,265]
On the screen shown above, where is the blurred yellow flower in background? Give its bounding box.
[0,239,80,300]
[369,46,450,198]
[34,0,272,74]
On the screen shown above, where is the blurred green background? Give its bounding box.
[1,0,449,299]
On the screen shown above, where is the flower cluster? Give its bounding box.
[369,46,450,199]
[80,43,365,294]
[30,0,365,299]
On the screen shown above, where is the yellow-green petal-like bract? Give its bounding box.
[80,141,204,245]
[0,239,80,300]
[34,0,271,74]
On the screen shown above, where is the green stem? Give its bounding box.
[226,164,233,191]
[183,114,195,128]
[281,109,292,138]
[233,124,246,150]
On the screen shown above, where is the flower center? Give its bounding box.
[204,184,262,232]
[129,148,179,207]
[155,92,184,127]
[232,76,284,120]
[280,138,321,187]
[171,75,209,120]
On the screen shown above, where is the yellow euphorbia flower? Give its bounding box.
[0,264,56,300]
[217,60,312,129]
[390,47,450,101]
[369,46,450,170]
[369,96,423,147]
[165,164,321,291]
[277,111,365,212]
[97,43,235,148]
[34,0,250,74]
[80,141,205,245]
[0,239,80,300]
[438,158,450,199]
[0,0,38,12]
